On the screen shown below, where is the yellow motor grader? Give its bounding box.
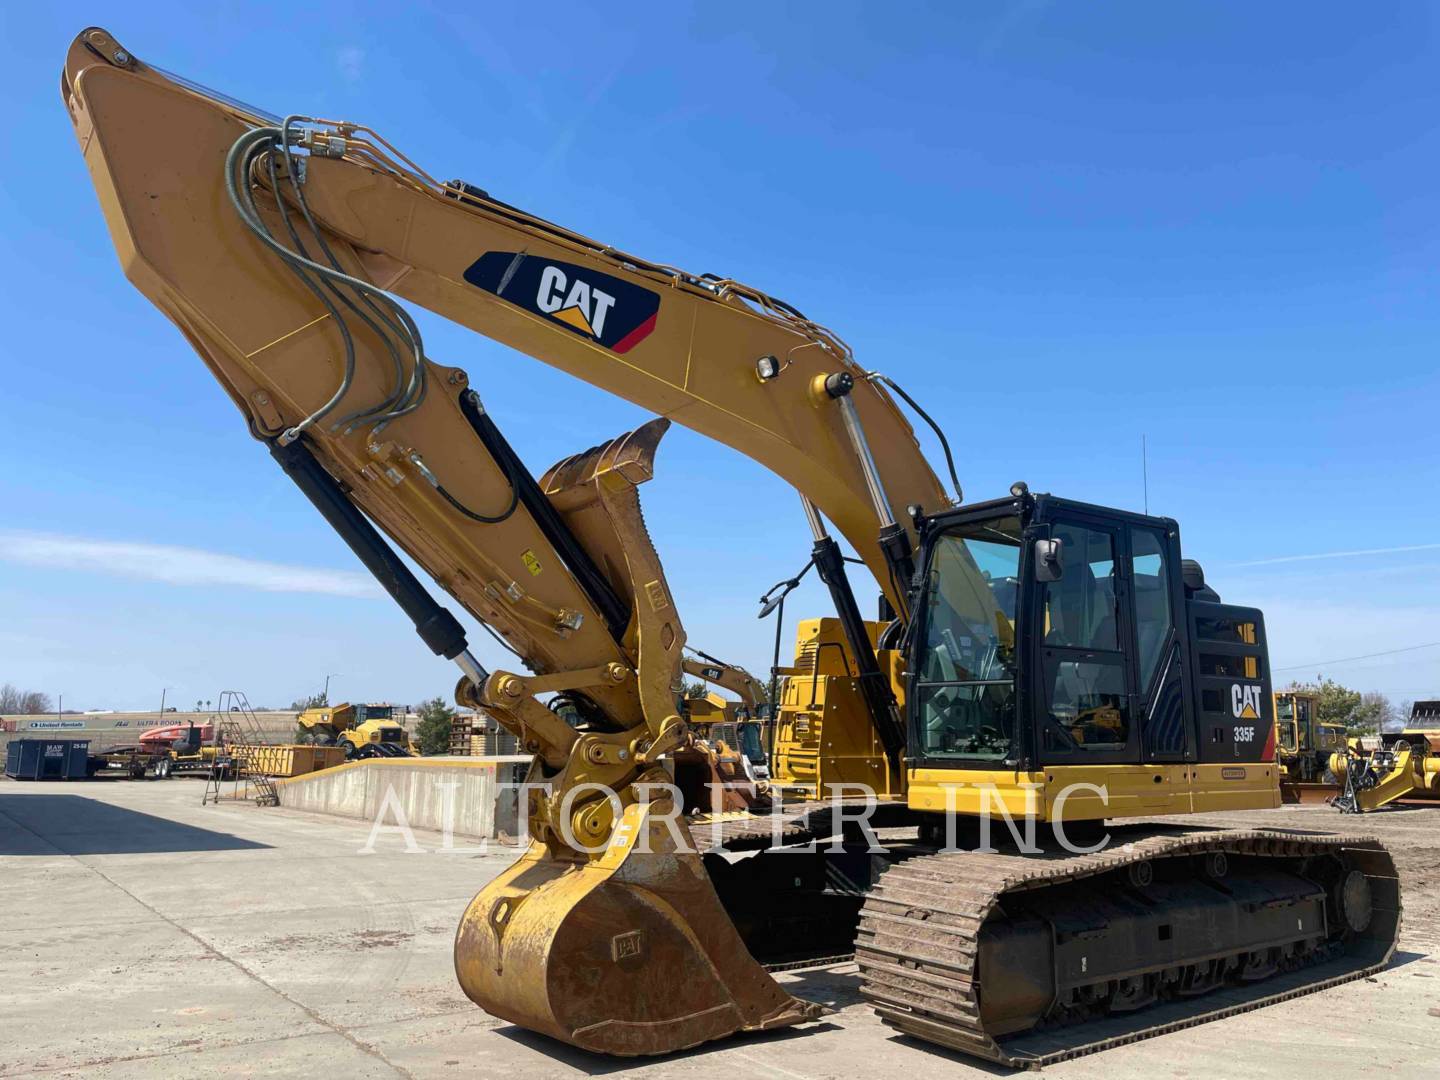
[62,28,1399,1067]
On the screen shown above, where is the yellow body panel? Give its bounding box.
[770,617,896,797]
[908,762,1280,822]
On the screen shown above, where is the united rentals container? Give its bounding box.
[5,738,91,781]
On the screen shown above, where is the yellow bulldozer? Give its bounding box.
[295,701,412,758]
[63,28,1400,1067]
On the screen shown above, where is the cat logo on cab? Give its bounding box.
[1231,683,1264,720]
[463,251,660,354]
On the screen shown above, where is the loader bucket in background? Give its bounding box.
[454,799,824,1055]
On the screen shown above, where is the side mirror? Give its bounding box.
[1034,538,1064,582]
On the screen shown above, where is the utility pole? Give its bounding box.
[323,673,341,704]
[159,686,169,716]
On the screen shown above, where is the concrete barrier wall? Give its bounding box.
[274,756,529,840]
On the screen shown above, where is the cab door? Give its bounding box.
[1127,524,1194,763]
[1031,515,1141,766]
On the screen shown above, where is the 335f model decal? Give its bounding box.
[463,252,659,354]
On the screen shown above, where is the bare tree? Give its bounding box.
[21,691,53,715]
[1394,700,1414,730]
[1,685,54,714]
[1352,691,1394,736]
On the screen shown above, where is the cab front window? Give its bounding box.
[914,516,1022,761]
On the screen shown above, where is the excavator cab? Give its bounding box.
[909,492,1273,788]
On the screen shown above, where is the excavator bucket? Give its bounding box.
[454,798,823,1054]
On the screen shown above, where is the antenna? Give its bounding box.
[1142,434,1149,515]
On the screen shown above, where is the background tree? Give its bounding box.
[1283,676,1360,729]
[415,696,457,756]
[1394,700,1414,729]
[20,691,52,715]
[1351,691,1394,737]
[289,692,328,712]
[682,680,709,700]
[1,685,53,714]
[1283,677,1400,737]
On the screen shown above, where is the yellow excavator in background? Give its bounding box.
[62,29,1400,1068]
[681,649,771,781]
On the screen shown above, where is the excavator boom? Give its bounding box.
[61,26,922,1054]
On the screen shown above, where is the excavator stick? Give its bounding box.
[455,798,823,1054]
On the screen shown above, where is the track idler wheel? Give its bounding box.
[1338,869,1374,934]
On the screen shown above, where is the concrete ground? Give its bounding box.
[2,778,1437,1080]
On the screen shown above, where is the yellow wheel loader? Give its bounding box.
[62,28,1400,1067]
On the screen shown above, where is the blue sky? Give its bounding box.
[2,3,1437,712]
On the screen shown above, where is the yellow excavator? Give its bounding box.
[62,29,1400,1068]
[682,649,771,779]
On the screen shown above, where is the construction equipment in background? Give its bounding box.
[681,649,772,781]
[1274,690,1348,803]
[86,721,233,780]
[64,29,1400,1067]
[1271,693,1439,813]
[139,720,215,752]
[295,701,413,757]
[1384,701,1440,798]
[1329,700,1440,812]
[1330,741,1427,813]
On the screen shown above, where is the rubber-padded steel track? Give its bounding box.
[856,826,1400,1068]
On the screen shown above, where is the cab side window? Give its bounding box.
[1129,528,1173,695]
[1041,524,1129,752]
[1043,526,1118,651]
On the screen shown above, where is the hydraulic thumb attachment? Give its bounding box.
[271,431,822,1055]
